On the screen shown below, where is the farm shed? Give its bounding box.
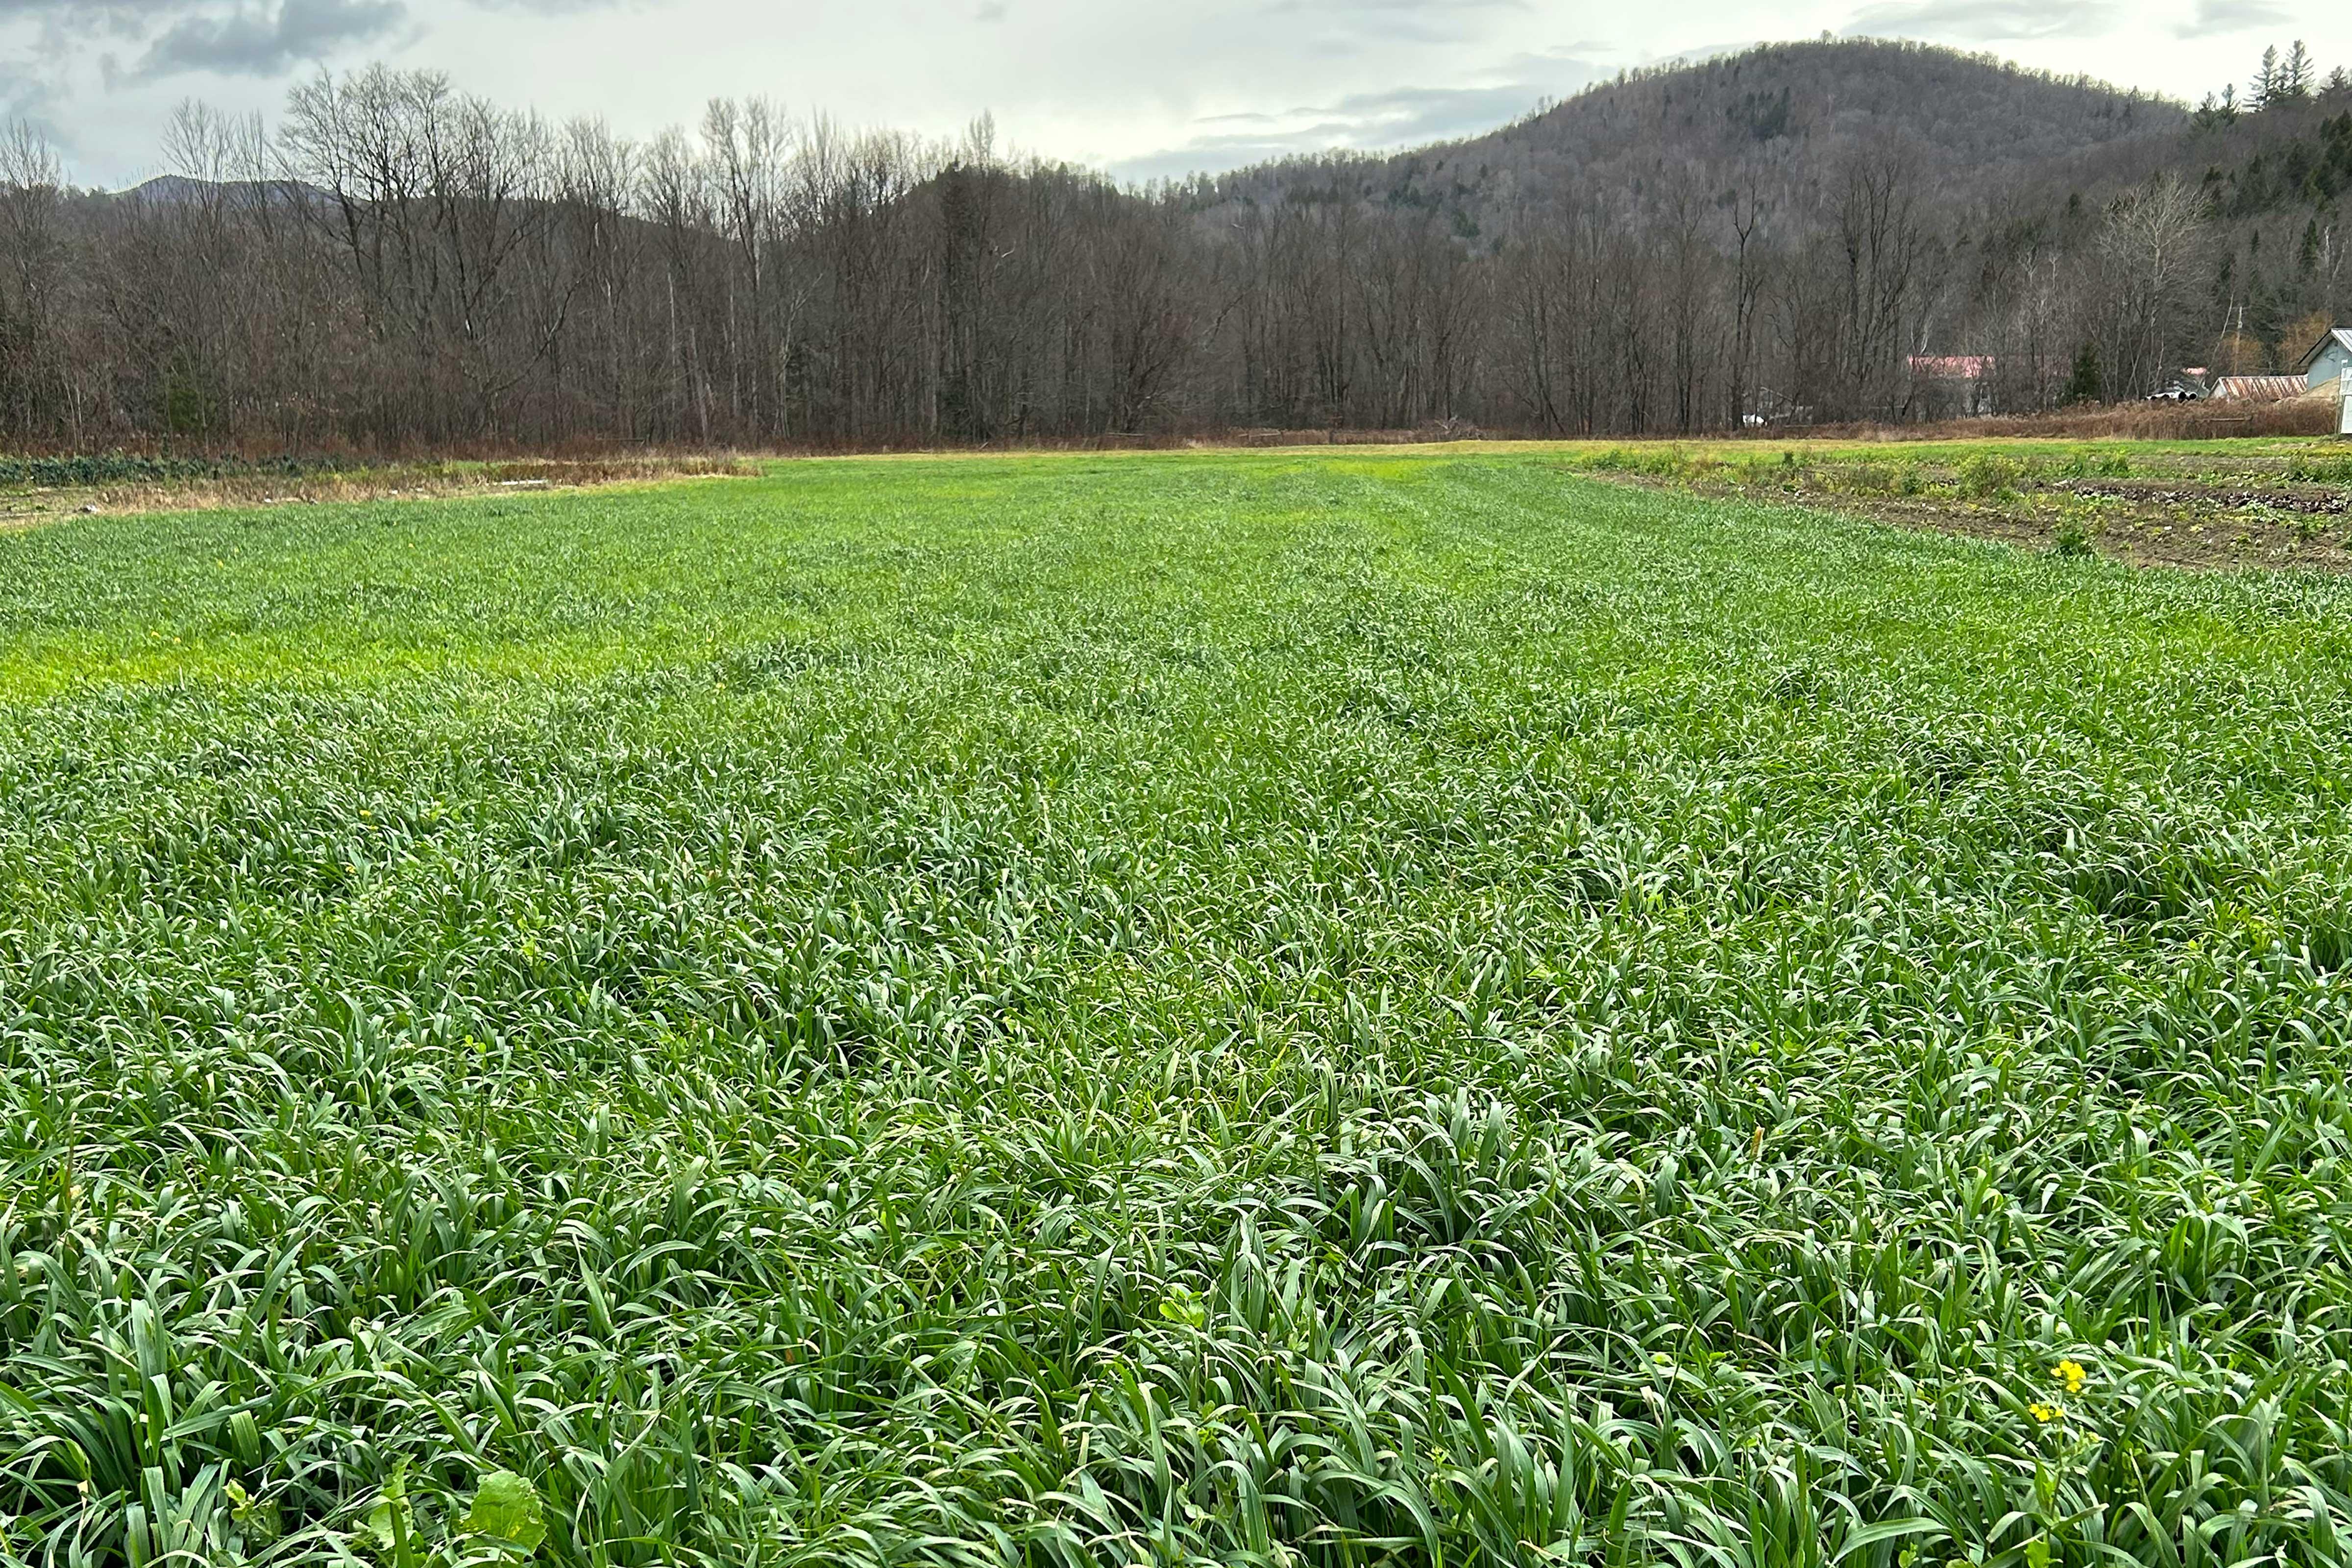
[2299,327,2352,393]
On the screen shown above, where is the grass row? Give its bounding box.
[2,451,2352,1565]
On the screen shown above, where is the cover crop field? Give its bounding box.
[5,448,2352,1566]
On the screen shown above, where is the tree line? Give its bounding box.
[0,46,2343,451]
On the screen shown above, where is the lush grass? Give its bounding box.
[5,450,2352,1567]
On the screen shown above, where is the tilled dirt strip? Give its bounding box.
[2049,478,2352,515]
[1599,472,2352,574]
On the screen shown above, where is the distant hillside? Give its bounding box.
[1198,39,2191,230]
[116,173,315,207]
[1180,36,2349,384]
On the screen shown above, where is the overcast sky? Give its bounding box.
[8,0,2344,188]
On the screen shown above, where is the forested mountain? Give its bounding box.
[1194,39,2350,426]
[0,37,2343,449]
[1213,41,2188,233]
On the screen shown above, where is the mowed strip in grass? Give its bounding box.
[4,450,2352,1566]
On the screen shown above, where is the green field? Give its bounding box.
[6,449,2352,1566]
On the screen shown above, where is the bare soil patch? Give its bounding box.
[1821,488,2352,572]
[1577,448,2352,574]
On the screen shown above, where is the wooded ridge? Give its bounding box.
[0,37,2344,449]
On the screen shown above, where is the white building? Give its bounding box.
[2300,327,2352,393]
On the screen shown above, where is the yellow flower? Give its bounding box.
[2054,1358,2088,1394]
[2029,1401,2063,1423]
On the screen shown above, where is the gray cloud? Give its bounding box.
[1633,38,1768,69]
[2175,0,2287,33]
[1262,0,1528,13]
[0,1,194,15]
[1112,68,1591,182]
[1842,0,2116,41]
[0,0,190,62]
[0,61,61,129]
[1262,0,1532,48]
[460,0,632,14]
[133,0,404,77]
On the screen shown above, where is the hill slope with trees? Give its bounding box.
[1211,40,2189,233]
[0,37,2342,447]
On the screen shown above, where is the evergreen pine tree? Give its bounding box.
[2283,41,2314,99]
[2064,343,2106,404]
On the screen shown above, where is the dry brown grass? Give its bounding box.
[1774,396,2339,443]
[924,402,2339,451]
[0,452,757,522]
